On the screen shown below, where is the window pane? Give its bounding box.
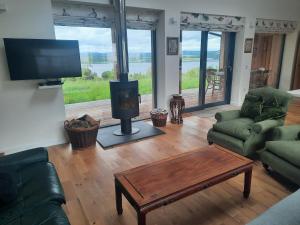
[127,29,153,120]
[204,32,225,104]
[181,31,201,108]
[55,26,118,126]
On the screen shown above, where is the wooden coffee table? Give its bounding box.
[114,145,253,225]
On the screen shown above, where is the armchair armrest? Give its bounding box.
[215,110,241,122]
[272,125,300,141]
[252,119,283,134]
[0,147,48,169]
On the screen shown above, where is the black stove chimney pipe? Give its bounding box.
[111,0,140,136]
[113,0,129,82]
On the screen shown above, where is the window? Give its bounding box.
[55,26,118,126]
[55,26,157,125]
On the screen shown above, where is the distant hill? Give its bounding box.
[183,50,220,60]
[80,50,220,64]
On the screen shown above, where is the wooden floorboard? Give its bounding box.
[49,115,293,225]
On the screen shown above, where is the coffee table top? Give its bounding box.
[115,145,253,207]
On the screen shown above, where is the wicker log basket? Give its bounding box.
[150,108,168,127]
[64,115,100,150]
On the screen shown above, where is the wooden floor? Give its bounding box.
[49,115,293,225]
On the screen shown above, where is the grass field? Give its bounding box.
[63,68,200,104]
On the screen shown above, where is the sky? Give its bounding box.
[182,31,221,51]
[54,26,221,53]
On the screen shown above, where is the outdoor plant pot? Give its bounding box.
[64,115,100,150]
[150,108,168,127]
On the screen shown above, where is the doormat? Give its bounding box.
[97,121,165,149]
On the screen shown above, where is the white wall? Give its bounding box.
[1,0,300,153]
[0,0,66,154]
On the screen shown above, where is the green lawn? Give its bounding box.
[63,68,200,104]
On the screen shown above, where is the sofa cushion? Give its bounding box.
[213,118,254,141]
[18,162,65,207]
[2,203,70,225]
[266,141,300,167]
[240,94,263,119]
[21,203,70,225]
[0,170,18,205]
[0,162,65,224]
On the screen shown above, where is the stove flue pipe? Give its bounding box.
[113,0,129,82]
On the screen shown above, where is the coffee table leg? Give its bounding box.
[115,180,123,215]
[137,211,146,225]
[243,168,252,198]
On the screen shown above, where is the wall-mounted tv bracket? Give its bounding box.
[38,79,64,89]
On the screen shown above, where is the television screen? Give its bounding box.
[4,38,82,80]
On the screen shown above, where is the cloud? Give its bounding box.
[55,26,151,53]
[127,29,151,53]
[55,26,221,53]
[182,31,221,51]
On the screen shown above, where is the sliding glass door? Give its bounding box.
[180,30,235,111]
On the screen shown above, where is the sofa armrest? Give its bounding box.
[252,119,283,134]
[215,110,241,122]
[0,147,48,169]
[272,125,300,141]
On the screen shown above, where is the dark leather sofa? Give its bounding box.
[0,148,70,225]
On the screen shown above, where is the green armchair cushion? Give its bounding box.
[254,107,286,122]
[240,94,263,119]
[266,141,300,167]
[252,119,282,134]
[213,118,254,141]
[272,125,300,141]
[215,110,240,122]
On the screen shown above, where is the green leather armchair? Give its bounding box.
[207,87,292,157]
[259,125,300,186]
[0,148,70,225]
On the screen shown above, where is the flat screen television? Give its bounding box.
[4,38,82,80]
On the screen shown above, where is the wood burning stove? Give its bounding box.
[110,80,140,135]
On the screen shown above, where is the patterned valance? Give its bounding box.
[52,1,160,30]
[256,19,297,34]
[180,12,245,32]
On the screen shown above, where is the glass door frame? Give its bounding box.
[151,30,158,108]
[180,30,236,113]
